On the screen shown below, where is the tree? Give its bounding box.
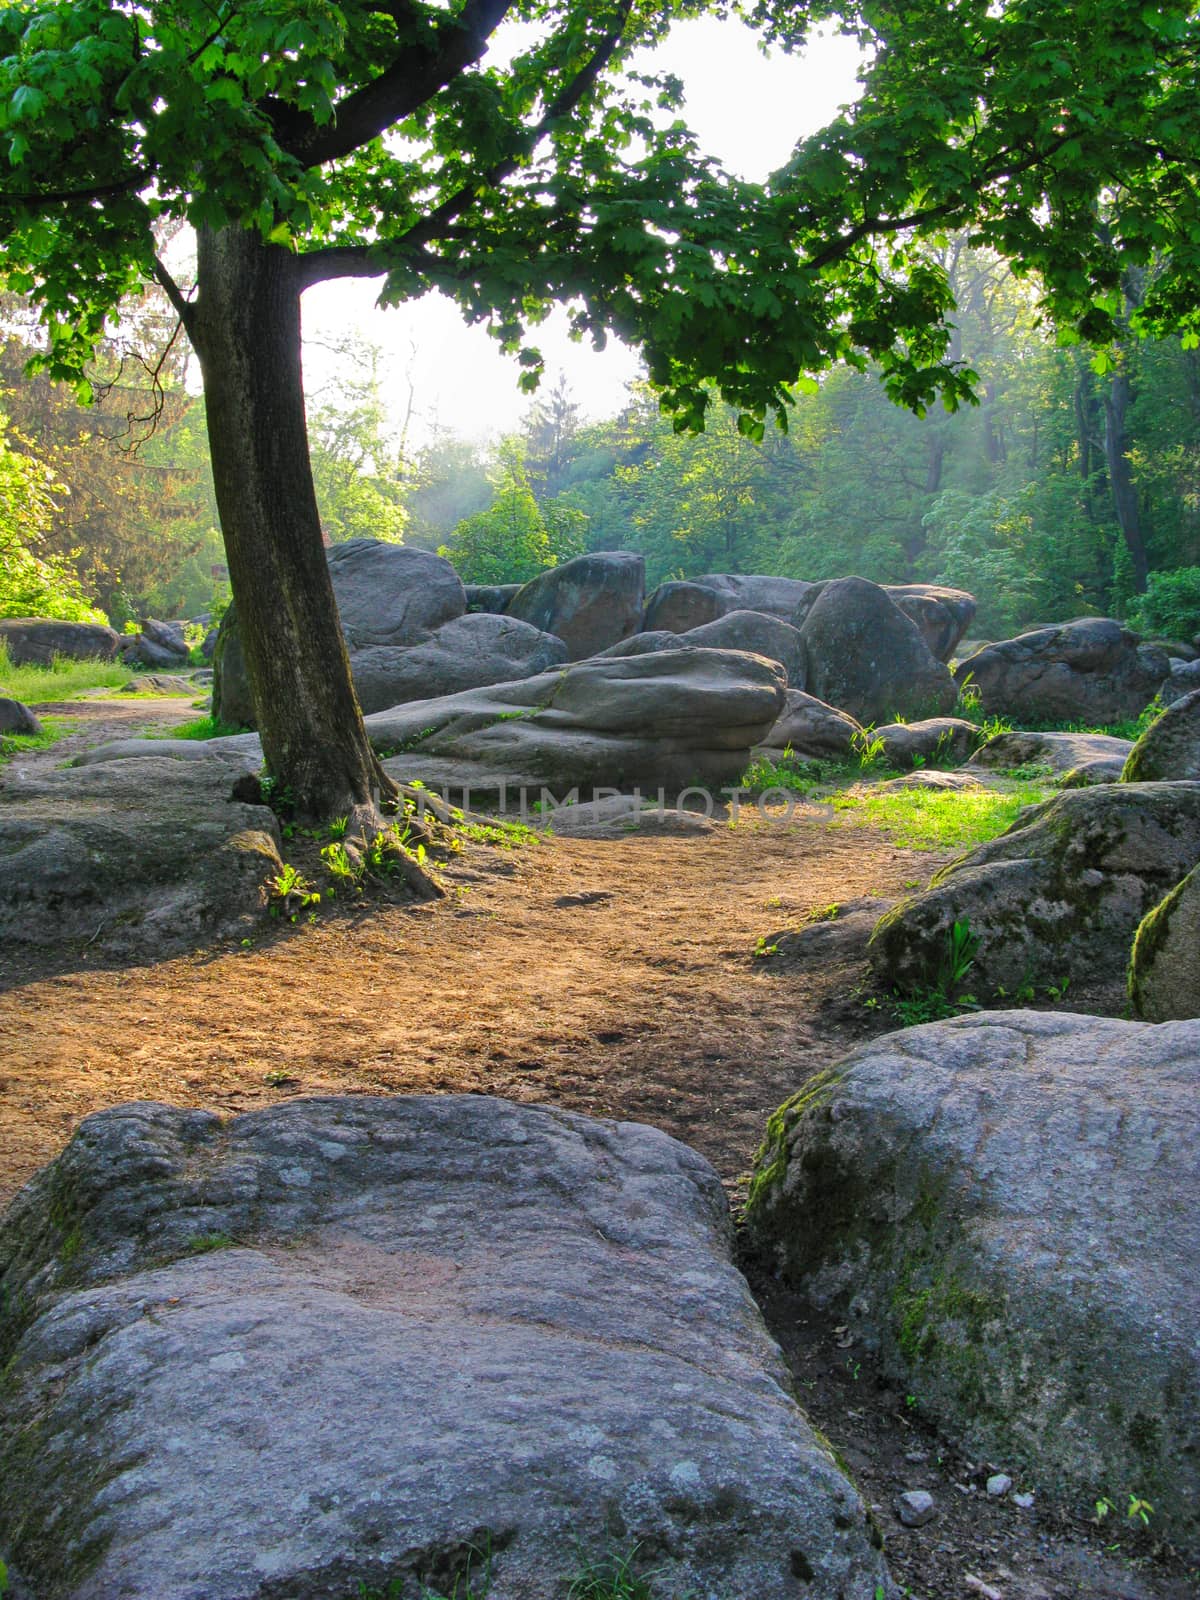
[440,440,584,583]
[0,415,102,622]
[3,0,1200,827]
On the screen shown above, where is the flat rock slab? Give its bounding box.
[0,755,282,955]
[969,728,1133,784]
[745,1012,1200,1552]
[0,1096,891,1600]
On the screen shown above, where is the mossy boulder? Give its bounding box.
[1129,863,1200,1020]
[744,1011,1200,1552]
[1122,686,1200,781]
[868,781,1200,995]
[0,1097,893,1600]
[800,576,957,723]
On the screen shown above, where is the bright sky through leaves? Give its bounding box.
[300,17,864,445]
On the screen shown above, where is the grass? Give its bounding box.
[0,715,73,764]
[150,714,246,741]
[828,779,1052,850]
[0,640,133,702]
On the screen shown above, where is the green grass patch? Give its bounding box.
[150,714,246,741]
[0,715,73,764]
[829,780,1052,850]
[0,640,132,702]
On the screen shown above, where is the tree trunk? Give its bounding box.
[190,226,397,823]
[1103,365,1149,595]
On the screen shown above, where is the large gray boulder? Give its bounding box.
[759,689,863,760]
[214,545,566,724]
[1123,687,1200,782]
[463,582,521,615]
[744,1011,1200,1552]
[884,584,977,663]
[869,781,1200,994]
[799,576,957,723]
[0,756,281,956]
[600,609,807,686]
[1160,656,1200,706]
[969,728,1133,786]
[505,552,644,660]
[0,617,120,666]
[367,647,787,794]
[341,612,568,714]
[0,1096,892,1600]
[1129,863,1200,1020]
[954,619,1169,723]
[641,579,725,632]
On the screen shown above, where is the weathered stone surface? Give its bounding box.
[760,897,896,966]
[600,609,806,686]
[875,718,977,770]
[214,547,562,724]
[118,674,201,697]
[346,613,569,714]
[952,620,1169,723]
[366,647,787,792]
[683,573,820,625]
[1129,863,1200,1020]
[800,577,957,723]
[506,552,645,660]
[0,697,42,736]
[760,689,863,759]
[868,782,1200,993]
[1123,687,1200,781]
[0,1096,892,1600]
[874,770,986,793]
[0,617,119,666]
[0,756,281,955]
[538,793,716,838]
[463,582,521,614]
[884,585,977,663]
[970,728,1133,786]
[745,1010,1200,1551]
[73,736,258,769]
[1160,657,1200,706]
[640,579,724,633]
[141,618,189,657]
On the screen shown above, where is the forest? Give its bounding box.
[4,236,1200,648]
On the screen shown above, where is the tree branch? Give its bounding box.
[150,256,197,337]
[289,0,515,168]
[0,169,150,207]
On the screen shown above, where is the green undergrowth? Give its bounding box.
[0,641,131,702]
[353,1544,665,1600]
[0,715,71,764]
[150,714,247,741]
[829,780,1052,850]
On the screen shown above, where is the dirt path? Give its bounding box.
[0,696,1190,1600]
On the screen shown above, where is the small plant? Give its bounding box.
[268,862,321,920]
[1127,1493,1154,1527]
[753,935,779,958]
[851,725,887,769]
[567,1547,660,1600]
[328,814,349,839]
[262,1068,299,1086]
[321,840,360,886]
[187,1232,235,1254]
[938,917,979,990]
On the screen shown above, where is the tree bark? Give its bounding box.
[1103,364,1149,594]
[189,226,397,823]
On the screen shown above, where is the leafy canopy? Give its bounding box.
[2,0,1200,427]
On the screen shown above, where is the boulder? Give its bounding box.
[344,613,569,714]
[868,782,1200,994]
[118,674,199,697]
[0,617,119,666]
[799,576,957,723]
[213,547,560,725]
[679,574,820,626]
[0,756,281,956]
[538,793,716,838]
[1129,864,1200,1020]
[1160,657,1200,706]
[127,632,188,669]
[367,647,787,794]
[0,1096,892,1600]
[1123,687,1200,782]
[1145,637,1198,662]
[0,697,42,736]
[970,728,1133,786]
[464,582,521,614]
[640,579,725,633]
[744,1011,1200,1552]
[142,618,189,657]
[952,619,1169,723]
[506,552,644,659]
[875,717,977,770]
[883,584,977,662]
[600,609,807,686]
[759,689,863,760]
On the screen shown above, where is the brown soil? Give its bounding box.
[0,695,1191,1600]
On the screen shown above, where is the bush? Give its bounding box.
[1131,567,1200,642]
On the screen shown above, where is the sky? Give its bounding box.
[299,17,864,448]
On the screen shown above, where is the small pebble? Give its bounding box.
[894,1489,936,1527]
[987,1473,1013,1498]
[904,1448,928,1464]
[1012,1491,1035,1509]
